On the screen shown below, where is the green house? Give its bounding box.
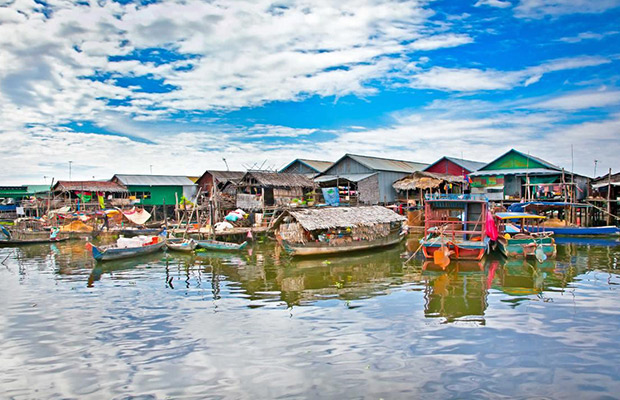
[111,175,196,207]
[469,149,589,201]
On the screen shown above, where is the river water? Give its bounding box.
[1,236,620,399]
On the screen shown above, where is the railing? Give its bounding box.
[425,193,488,201]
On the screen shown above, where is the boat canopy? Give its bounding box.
[495,212,546,220]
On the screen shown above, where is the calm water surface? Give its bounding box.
[1,236,620,399]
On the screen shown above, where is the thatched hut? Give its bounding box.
[393,171,463,204]
[236,171,316,210]
[273,206,405,256]
[52,180,129,209]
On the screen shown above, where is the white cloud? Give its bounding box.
[408,34,474,51]
[514,0,620,19]
[407,56,611,92]
[474,0,512,9]
[558,31,619,43]
[529,89,620,110]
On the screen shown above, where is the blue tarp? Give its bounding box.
[0,204,16,212]
[507,202,587,213]
[322,187,340,206]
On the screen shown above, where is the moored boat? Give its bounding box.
[420,195,492,261]
[195,239,248,251]
[166,238,197,252]
[90,233,166,261]
[0,237,69,247]
[520,225,619,236]
[273,205,406,257]
[495,212,556,260]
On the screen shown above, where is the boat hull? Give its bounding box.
[0,238,68,247]
[166,239,197,252]
[422,241,486,261]
[281,232,404,257]
[497,237,557,259]
[196,240,248,251]
[91,240,165,261]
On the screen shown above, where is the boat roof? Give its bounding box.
[495,212,546,220]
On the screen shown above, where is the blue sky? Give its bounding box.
[1,0,619,184]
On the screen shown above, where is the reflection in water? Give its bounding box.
[0,236,620,398]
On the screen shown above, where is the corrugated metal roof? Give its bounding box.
[242,172,316,188]
[113,174,195,186]
[298,159,333,173]
[346,154,429,173]
[314,173,377,183]
[469,168,561,177]
[209,171,246,183]
[444,157,486,172]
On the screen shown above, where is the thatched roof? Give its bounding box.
[241,171,316,188]
[393,171,462,191]
[283,206,405,231]
[54,180,128,193]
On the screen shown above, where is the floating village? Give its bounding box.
[1,148,618,265]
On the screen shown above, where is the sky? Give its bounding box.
[1,0,619,184]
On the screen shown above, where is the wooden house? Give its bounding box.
[279,159,333,177]
[236,171,316,210]
[468,149,589,202]
[111,174,196,207]
[424,156,486,177]
[52,180,128,209]
[314,154,428,205]
[589,170,620,225]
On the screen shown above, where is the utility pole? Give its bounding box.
[594,160,599,178]
[69,161,72,181]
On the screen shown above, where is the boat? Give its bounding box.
[0,225,68,246]
[0,237,68,247]
[272,206,406,257]
[494,212,557,260]
[195,239,248,251]
[89,233,166,261]
[507,201,619,236]
[165,238,197,252]
[420,195,492,261]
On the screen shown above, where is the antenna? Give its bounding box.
[594,159,599,177]
[222,158,229,171]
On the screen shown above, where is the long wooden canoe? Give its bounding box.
[0,237,69,247]
[522,225,620,236]
[195,240,248,251]
[90,239,165,261]
[279,231,404,257]
[166,238,197,252]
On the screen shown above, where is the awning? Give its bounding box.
[495,212,546,220]
[526,176,558,185]
[592,182,620,189]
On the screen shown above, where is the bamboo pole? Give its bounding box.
[607,168,612,225]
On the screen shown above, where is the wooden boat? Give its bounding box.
[495,212,556,260]
[272,206,406,257]
[420,195,491,261]
[195,239,248,251]
[280,230,404,256]
[165,238,197,252]
[0,237,68,247]
[90,234,166,261]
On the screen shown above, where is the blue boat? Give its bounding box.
[90,234,166,261]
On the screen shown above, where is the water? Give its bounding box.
[1,236,620,399]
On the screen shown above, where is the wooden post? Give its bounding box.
[607,168,612,225]
[175,192,179,223]
[163,199,167,229]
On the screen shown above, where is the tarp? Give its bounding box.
[122,208,152,225]
[322,187,340,206]
[59,220,93,232]
[507,202,590,213]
